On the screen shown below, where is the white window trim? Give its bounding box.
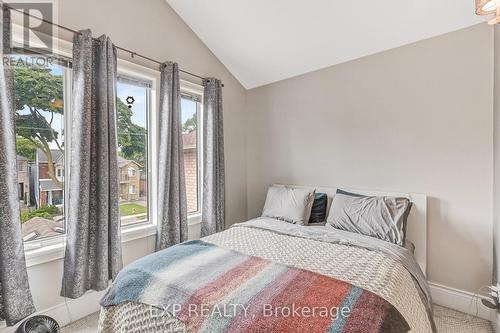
[24,213,201,267]
[24,61,204,267]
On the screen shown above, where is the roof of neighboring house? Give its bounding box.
[17,155,27,161]
[21,217,64,239]
[182,130,197,149]
[118,156,142,169]
[36,149,64,164]
[39,179,63,191]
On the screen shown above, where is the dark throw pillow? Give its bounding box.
[308,193,328,224]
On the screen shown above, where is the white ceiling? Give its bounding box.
[166,0,486,89]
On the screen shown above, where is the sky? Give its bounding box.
[116,81,197,128]
[181,98,197,124]
[117,82,147,128]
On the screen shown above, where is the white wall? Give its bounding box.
[246,23,494,294]
[5,0,247,329]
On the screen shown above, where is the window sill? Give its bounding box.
[24,214,202,268]
[188,213,202,225]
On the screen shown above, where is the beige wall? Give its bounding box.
[246,24,494,293]
[494,26,500,291]
[16,0,247,328]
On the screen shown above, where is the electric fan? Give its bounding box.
[15,315,60,333]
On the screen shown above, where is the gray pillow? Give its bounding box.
[326,190,412,246]
[262,186,315,225]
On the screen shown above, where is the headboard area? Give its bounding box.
[274,184,428,276]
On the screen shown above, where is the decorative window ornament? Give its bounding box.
[126,96,135,108]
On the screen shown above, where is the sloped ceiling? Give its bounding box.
[166,0,486,89]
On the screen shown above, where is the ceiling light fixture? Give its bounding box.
[476,0,500,24]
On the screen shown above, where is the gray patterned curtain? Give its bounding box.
[156,62,188,250]
[201,78,225,237]
[0,7,36,325]
[61,30,122,298]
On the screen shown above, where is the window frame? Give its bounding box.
[116,60,158,231]
[21,47,73,251]
[180,80,203,218]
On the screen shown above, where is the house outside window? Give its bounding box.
[181,91,202,214]
[128,167,136,177]
[16,155,29,204]
[129,184,136,194]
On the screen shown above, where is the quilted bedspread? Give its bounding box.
[98,218,435,332]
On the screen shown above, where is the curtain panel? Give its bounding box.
[156,62,188,251]
[0,6,36,325]
[201,78,225,237]
[61,30,122,299]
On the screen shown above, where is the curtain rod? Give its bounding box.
[3,4,224,86]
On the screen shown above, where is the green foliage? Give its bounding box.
[13,66,64,113]
[21,205,60,223]
[13,65,64,187]
[13,65,148,177]
[16,136,37,161]
[117,98,146,165]
[14,66,64,147]
[183,113,197,133]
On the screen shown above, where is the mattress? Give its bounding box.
[98,218,434,332]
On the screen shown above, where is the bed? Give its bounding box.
[97,185,435,332]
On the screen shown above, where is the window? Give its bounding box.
[117,75,150,226]
[129,185,136,194]
[181,91,202,214]
[14,56,71,242]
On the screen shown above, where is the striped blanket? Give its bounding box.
[101,240,410,332]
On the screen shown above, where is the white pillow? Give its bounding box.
[261,186,316,225]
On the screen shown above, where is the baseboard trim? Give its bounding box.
[429,282,494,321]
[0,289,106,333]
